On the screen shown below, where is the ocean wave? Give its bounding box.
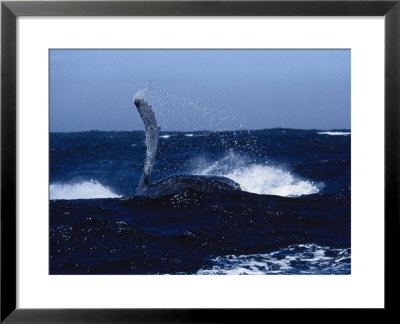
[50,180,121,200]
[191,153,320,197]
[160,135,171,139]
[196,244,351,275]
[318,131,350,136]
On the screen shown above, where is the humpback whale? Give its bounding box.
[134,98,241,197]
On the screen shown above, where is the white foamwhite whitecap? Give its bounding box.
[318,131,350,136]
[50,180,121,200]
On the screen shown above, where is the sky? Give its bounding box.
[50,49,350,132]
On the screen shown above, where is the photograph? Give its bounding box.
[49,49,351,275]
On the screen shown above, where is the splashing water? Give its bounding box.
[50,180,121,200]
[134,83,246,131]
[191,153,320,197]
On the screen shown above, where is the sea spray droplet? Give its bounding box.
[134,83,242,131]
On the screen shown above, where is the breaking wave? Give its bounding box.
[50,180,121,200]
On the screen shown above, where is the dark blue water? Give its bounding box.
[50,129,350,274]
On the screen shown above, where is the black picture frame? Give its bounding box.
[1,0,399,322]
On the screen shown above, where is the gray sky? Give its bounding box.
[50,49,350,132]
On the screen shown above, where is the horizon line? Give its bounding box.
[50,127,351,134]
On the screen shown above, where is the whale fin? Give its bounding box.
[134,98,160,192]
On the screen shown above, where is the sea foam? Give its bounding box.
[50,180,121,200]
[192,153,320,197]
[196,244,351,275]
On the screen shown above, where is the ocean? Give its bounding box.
[49,129,351,274]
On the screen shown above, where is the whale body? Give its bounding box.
[136,174,241,197]
[134,98,241,197]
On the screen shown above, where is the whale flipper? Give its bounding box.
[134,98,160,192]
[133,97,241,197]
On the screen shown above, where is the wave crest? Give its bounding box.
[50,180,121,200]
